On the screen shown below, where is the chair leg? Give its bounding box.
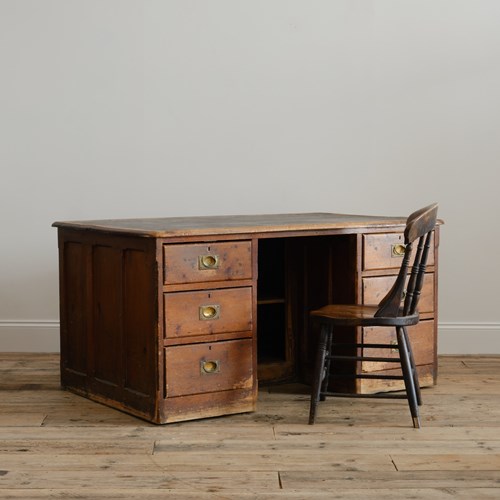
[402,326,422,406]
[309,324,330,425]
[396,327,421,428]
[320,328,333,401]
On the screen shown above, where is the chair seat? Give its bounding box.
[310,304,419,327]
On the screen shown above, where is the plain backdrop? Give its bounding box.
[1,1,499,352]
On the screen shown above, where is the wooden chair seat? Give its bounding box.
[308,203,439,429]
[310,304,419,327]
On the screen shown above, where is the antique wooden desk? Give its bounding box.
[53,213,440,424]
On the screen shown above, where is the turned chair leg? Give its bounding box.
[309,324,329,425]
[402,326,422,406]
[396,327,421,428]
[320,328,333,401]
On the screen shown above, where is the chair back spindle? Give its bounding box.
[374,242,413,318]
[404,232,433,315]
[402,235,425,316]
[374,203,438,319]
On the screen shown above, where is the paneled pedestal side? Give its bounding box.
[54,213,441,423]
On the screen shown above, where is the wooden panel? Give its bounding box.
[363,232,435,271]
[165,339,253,398]
[62,241,87,376]
[163,241,252,285]
[92,246,122,387]
[164,287,252,339]
[291,235,359,387]
[123,249,155,397]
[362,320,435,372]
[363,273,434,313]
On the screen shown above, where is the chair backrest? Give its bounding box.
[374,203,439,318]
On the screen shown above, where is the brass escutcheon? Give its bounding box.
[391,243,406,257]
[199,254,219,270]
[199,305,220,320]
[201,360,220,374]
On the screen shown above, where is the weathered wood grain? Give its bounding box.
[1,489,500,499]
[52,213,411,238]
[1,353,500,498]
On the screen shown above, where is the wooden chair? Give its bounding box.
[308,203,439,428]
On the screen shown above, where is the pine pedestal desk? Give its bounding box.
[53,213,440,424]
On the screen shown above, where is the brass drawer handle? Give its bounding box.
[201,360,220,374]
[199,254,219,270]
[199,305,220,320]
[391,244,406,257]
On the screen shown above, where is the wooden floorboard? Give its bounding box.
[1,353,500,498]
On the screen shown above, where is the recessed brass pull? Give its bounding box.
[201,360,220,374]
[391,244,406,257]
[199,305,220,320]
[198,254,219,270]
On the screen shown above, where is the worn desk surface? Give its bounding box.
[53,212,408,238]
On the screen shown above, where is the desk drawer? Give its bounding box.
[163,241,252,285]
[363,233,434,271]
[362,273,434,314]
[361,319,435,373]
[359,364,435,394]
[164,287,252,339]
[165,339,253,398]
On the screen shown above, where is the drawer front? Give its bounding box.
[164,241,252,285]
[362,273,434,314]
[164,287,252,339]
[361,319,435,372]
[359,364,435,394]
[363,232,435,271]
[165,339,253,397]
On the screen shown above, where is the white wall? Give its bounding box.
[1,1,499,353]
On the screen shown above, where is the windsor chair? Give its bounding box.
[308,203,439,428]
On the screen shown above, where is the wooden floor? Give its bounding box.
[1,355,500,499]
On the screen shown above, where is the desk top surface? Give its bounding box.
[53,212,411,238]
